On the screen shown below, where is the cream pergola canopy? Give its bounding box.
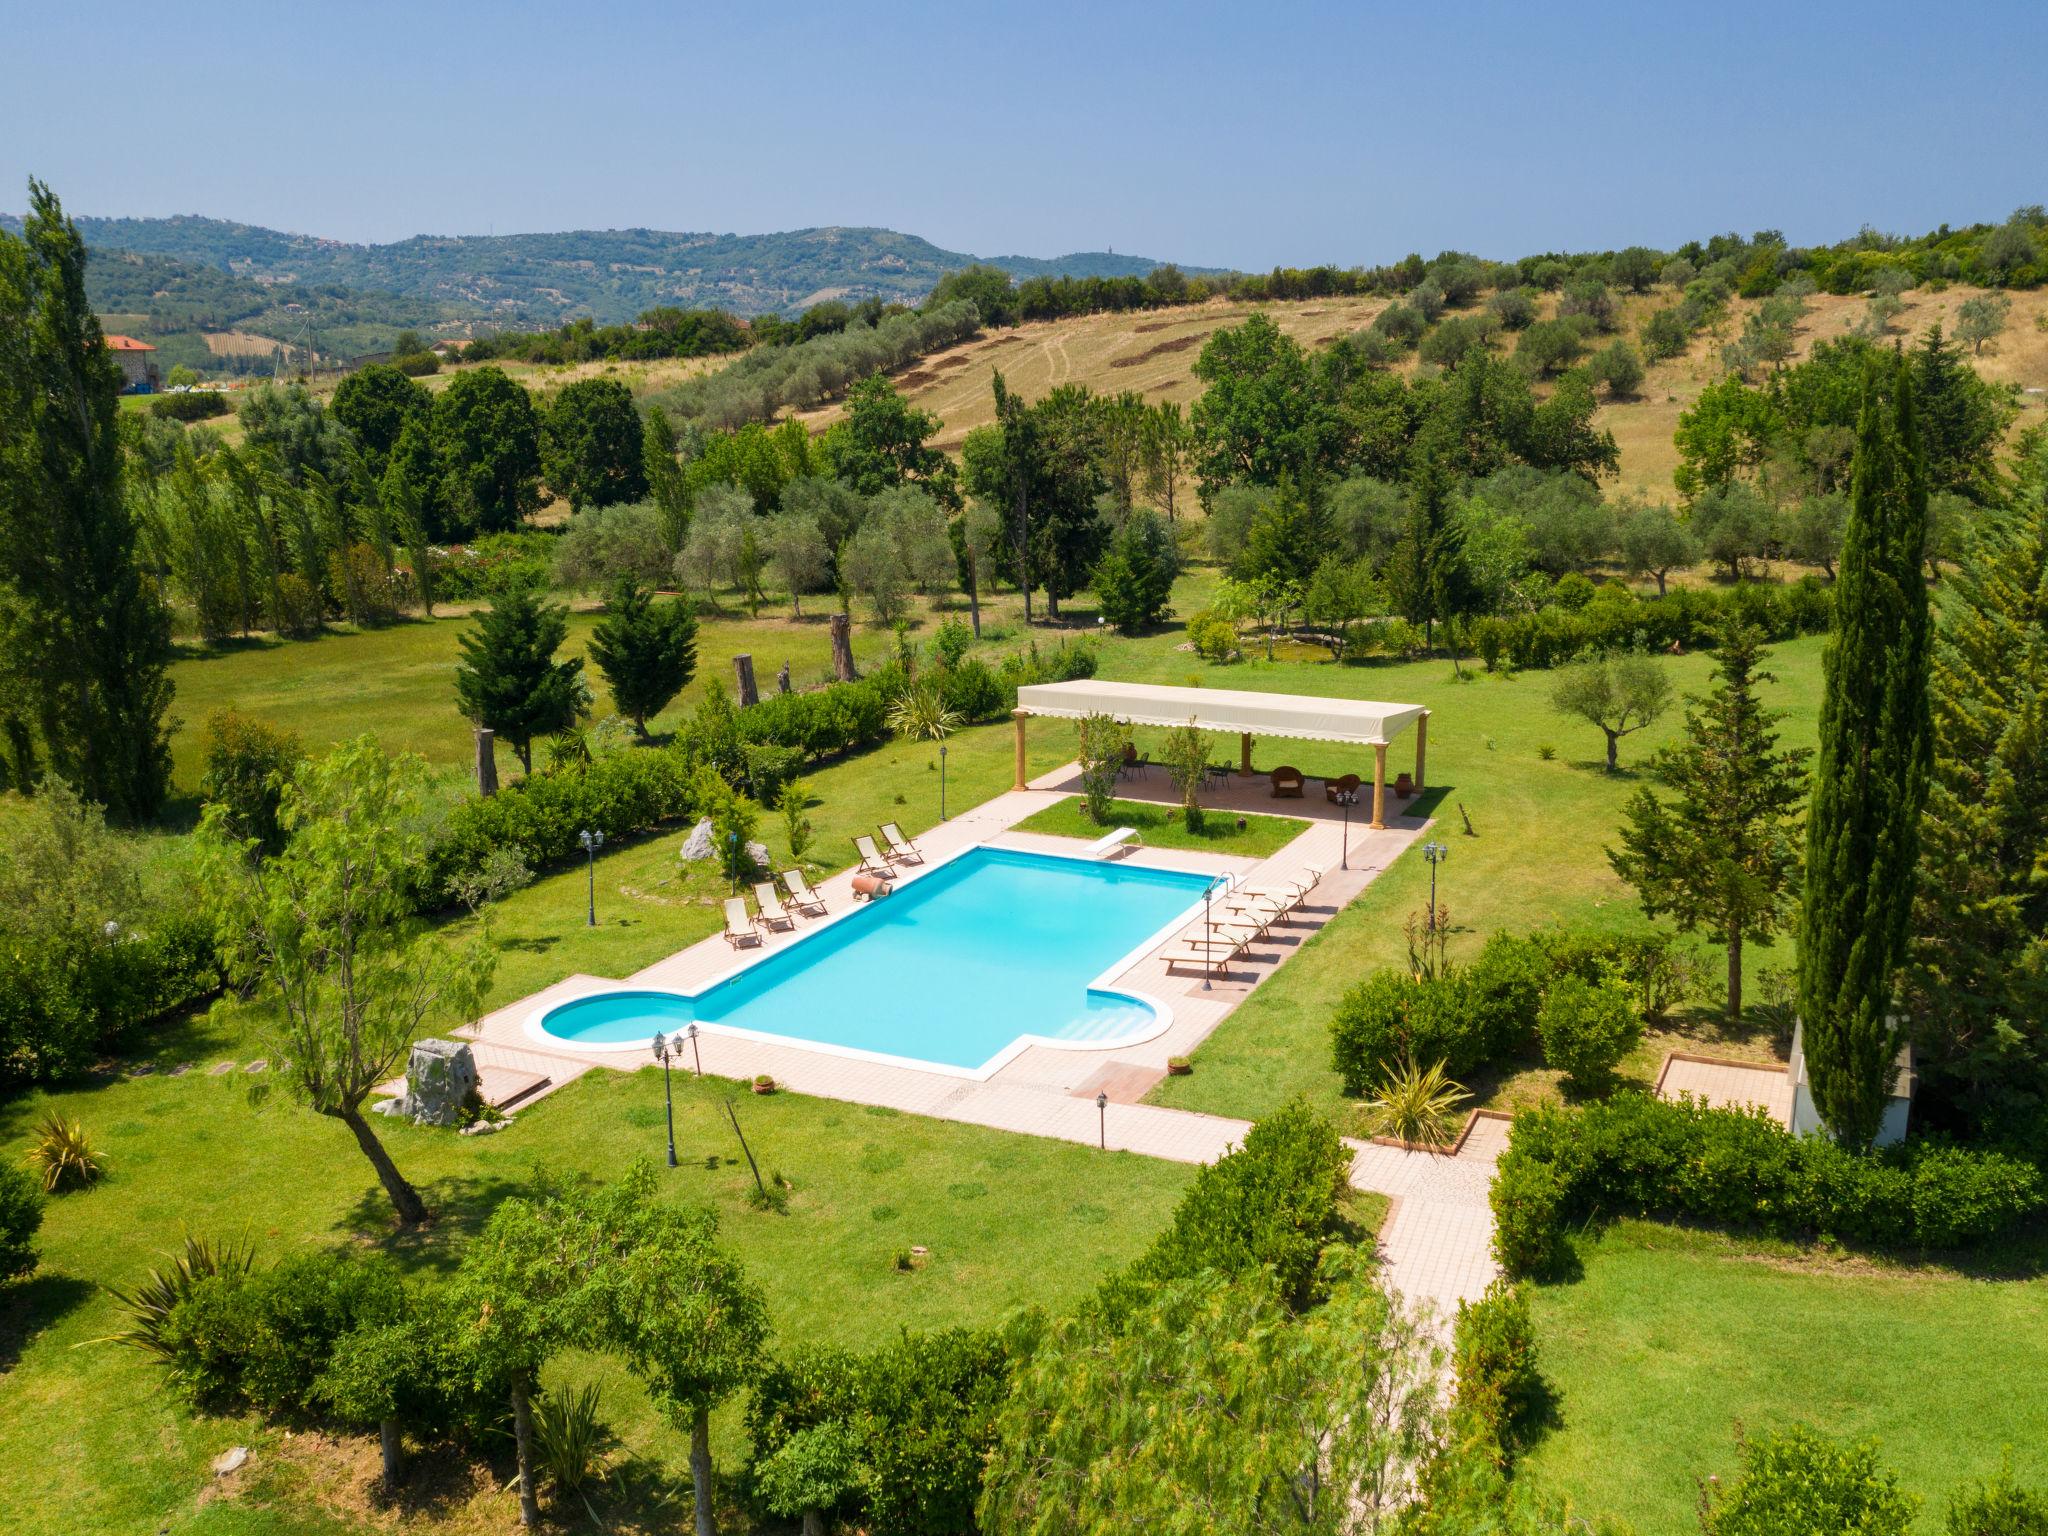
[1015,680,1426,747]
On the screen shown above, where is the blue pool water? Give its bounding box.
[534,848,1214,1073]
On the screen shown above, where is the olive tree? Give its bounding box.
[1550,653,1675,771]
[199,738,495,1227]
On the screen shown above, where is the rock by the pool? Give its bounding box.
[399,1039,479,1127]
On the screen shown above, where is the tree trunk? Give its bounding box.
[335,1105,429,1226]
[689,1403,717,1536]
[1604,731,1619,772]
[378,1418,403,1493]
[733,653,758,708]
[633,713,651,742]
[828,614,856,682]
[1726,932,1743,1022]
[514,738,532,776]
[475,726,498,797]
[967,566,981,638]
[802,1509,824,1536]
[1654,569,1669,597]
[511,1379,541,1528]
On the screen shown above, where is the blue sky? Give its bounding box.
[4,0,2042,268]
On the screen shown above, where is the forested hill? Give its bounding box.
[0,213,1208,322]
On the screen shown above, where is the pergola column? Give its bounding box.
[1012,708,1029,791]
[1415,710,1429,792]
[1239,731,1253,775]
[1371,744,1388,829]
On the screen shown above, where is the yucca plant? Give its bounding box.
[1364,1056,1471,1153]
[532,1383,615,1520]
[27,1111,103,1192]
[98,1233,254,1362]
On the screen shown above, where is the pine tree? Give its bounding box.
[1609,622,1809,1019]
[1237,473,1334,586]
[1799,354,1934,1145]
[0,180,174,820]
[588,579,698,738]
[1905,441,2048,1134]
[643,405,692,555]
[1388,437,1479,666]
[453,585,584,773]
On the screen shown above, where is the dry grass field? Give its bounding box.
[789,284,2048,498]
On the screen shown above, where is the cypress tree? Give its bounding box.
[0,180,174,820]
[453,585,584,774]
[1798,353,1934,1145]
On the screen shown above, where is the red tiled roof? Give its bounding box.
[104,334,155,351]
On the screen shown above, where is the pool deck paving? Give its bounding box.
[453,765,1500,1320]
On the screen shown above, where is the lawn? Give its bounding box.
[1010,795,1307,857]
[0,1058,1197,1535]
[1125,622,1827,1126]
[1515,1222,2048,1533]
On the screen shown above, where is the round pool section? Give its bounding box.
[529,846,1211,1077]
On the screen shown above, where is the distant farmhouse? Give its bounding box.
[103,333,159,393]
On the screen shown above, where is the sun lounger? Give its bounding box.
[1161,935,1247,979]
[1222,894,1290,932]
[753,882,795,932]
[722,897,762,948]
[853,835,894,877]
[1240,866,1324,900]
[780,868,827,917]
[878,822,925,864]
[1083,826,1139,859]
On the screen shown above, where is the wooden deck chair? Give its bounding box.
[780,868,827,917]
[853,835,894,877]
[878,822,925,864]
[753,882,796,932]
[722,897,762,948]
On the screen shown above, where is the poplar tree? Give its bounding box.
[0,180,175,819]
[1609,623,1809,1019]
[1799,355,1933,1145]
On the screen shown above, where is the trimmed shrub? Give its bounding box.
[1130,1097,1353,1309]
[1463,933,1552,1059]
[936,657,1004,723]
[1452,1281,1542,1459]
[1332,970,1483,1092]
[1536,973,1643,1090]
[1490,1095,2045,1276]
[1701,1425,1917,1536]
[746,1327,1011,1536]
[150,390,229,422]
[0,1163,45,1282]
[200,710,304,854]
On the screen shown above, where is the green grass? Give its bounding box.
[1128,628,1828,1125]
[164,603,896,805]
[1010,795,1307,857]
[1516,1222,2048,1533]
[0,1062,1196,1535]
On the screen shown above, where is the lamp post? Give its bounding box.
[686,1022,702,1077]
[1422,840,1448,937]
[650,1032,679,1167]
[578,829,604,926]
[1096,1089,1108,1149]
[728,832,740,895]
[1202,874,1229,991]
[939,742,949,822]
[1334,787,1358,869]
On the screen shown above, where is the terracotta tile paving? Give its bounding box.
[1656,1054,1794,1123]
[458,767,1501,1311]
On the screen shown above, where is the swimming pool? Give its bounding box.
[528,846,1219,1076]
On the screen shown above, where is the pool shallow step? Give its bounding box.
[1054,1003,1156,1042]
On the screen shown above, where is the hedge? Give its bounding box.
[0,1163,44,1283]
[1451,1281,1542,1462]
[1331,928,1690,1094]
[149,390,230,422]
[1490,1094,2044,1276]
[0,908,222,1085]
[744,1327,1012,1536]
[1126,1096,1354,1310]
[1468,576,1832,674]
[424,744,699,902]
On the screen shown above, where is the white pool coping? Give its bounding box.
[521,840,1239,1081]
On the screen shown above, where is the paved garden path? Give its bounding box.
[456,771,1500,1321]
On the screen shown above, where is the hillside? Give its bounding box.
[793,284,2048,498]
[2,212,1210,324]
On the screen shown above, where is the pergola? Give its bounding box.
[1013,680,1430,829]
